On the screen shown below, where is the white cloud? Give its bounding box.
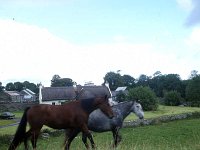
[185,27,200,50]
[0,19,198,86]
[176,0,193,11]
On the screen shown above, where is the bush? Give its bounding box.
[116,91,127,102]
[186,75,200,107]
[163,91,183,106]
[127,86,158,111]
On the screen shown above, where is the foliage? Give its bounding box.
[163,91,183,106]
[186,75,200,106]
[148,73,184,97]
[121,74,135,88]
[116,91,127,102]
[103,71,135,90]
[128,86,158,111]
[189,70,199,79]
[5,82,15,91]
[51,75,75,87]
[103,71,124,90]
[5,81,39,94]
[136,74,150,87]
[0,82,4,92]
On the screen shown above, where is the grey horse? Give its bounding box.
[87,101,144,147]
[65,100,144,148]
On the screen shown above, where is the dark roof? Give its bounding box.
[41,86,111,102]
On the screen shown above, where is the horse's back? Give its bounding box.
[26,102,86,129]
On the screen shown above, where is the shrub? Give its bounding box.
[127,86,158,111]
[163,91,183,106]
[116,91,127,102]
[186,75,200,107]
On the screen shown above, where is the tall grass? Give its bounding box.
[1,118,200,150]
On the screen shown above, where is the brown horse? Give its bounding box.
[8,95,114,150]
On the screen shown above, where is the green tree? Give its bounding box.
[163,91,183,106]
[5,82,15,91]
[14,82,24,92]
[189,70,199,79]
[122,74,135,88]
[51,75,74,87]
[186,75,200,106]
[104,72,124,90]
[23,81,38,94]
[149,74,184,97]
[128,86,158,111]
[0,82,4,92]
[136,74,150,87]
[116,91,127,102]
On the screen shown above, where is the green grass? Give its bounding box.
[1,105,200,135]
[2,118,200,150]
[125,105,200,121]
[0,119,16,126]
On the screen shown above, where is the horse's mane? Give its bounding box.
[80,98,96,114]
[112,100,133,108]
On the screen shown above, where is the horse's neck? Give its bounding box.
[115,102,133,120]
[81,98,95,114]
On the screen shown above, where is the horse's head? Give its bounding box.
[94,95,114,119]
[131,101,144,119]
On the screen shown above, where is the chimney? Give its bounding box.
[39,83,43,104]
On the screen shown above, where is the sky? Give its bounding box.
[0,0,200,86]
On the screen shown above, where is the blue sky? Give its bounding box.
[0,0,200,86]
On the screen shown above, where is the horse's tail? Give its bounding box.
[8,107,30,150]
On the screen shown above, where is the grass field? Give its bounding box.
[1,118,200,150]
[1,105,200,149]
[125,105,200,121]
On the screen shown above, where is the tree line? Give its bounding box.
[104,70,200,109]
[1,70,200,109]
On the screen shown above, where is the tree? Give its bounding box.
[14,82,24,92]
[186,75,200,106]
[153,71,162,77]
[116,91,127,103]
[0,82,4,92]
[163,91,183,106]
[103,72,124,91]
[51,75,74,87]
[128,86,158,111]
[122,75,135,88]
[149,74,184,97]
[189,70,199,79]
[23,81,38,94]
[136,74,150,87]
[5,82,15,91]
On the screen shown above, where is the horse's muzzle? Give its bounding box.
[139,116,144,119]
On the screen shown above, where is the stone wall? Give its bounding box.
[123,112,200,127]
[0,102,39,112]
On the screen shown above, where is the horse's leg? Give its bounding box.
[81,125,95,149]
[65,128,80,150]
[30,128,41,150]
[82,132,89,149]
[24,129,32,150]
[112,127,121,147]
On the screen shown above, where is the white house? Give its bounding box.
[38,83,115,105]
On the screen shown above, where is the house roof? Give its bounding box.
[41,86,111,101]
[115,87,127,92]
[21,89,35,96]
[4,91,20,96]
